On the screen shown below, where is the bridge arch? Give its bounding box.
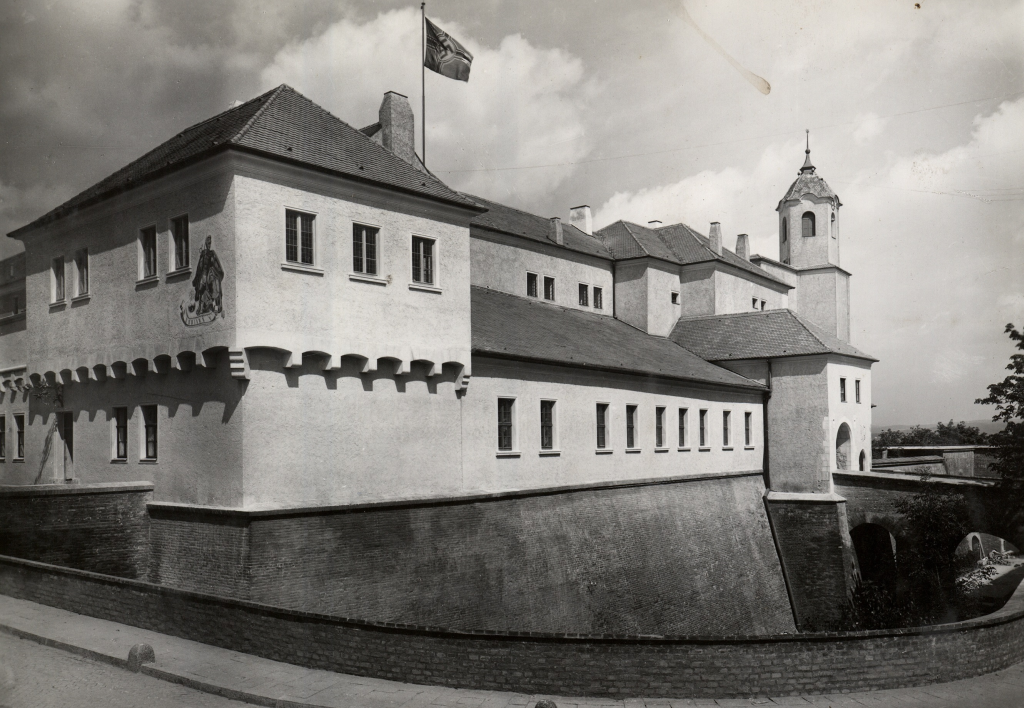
[851,522,898,588]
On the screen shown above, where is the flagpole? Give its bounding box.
[421,2,426,167]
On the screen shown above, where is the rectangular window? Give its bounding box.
[527,272,538,297]
[723,411,731,447]
[760,299,767,311]
[596,403,608,449]
[678,408,688,447]
[352,224,379,275]
[745,411,753,447]
[140,226,157,278]
[285,210,315,265]
[699,409,708,448]
[14,414,25,460]
[626,405,637,449]
[840,377,847,403]
[543,276,555,301]
[497,398,515,451]
[671,292,679,305]
[656,406,665,448]
[12,296,18,315]
[579,283,589,307]
[540,400,555,450]
[74,249,89,296]
[113,407,128,461]
[141,405,157,461]
[593,286,603,310]
[51,256,65,302]
[171,215,190,270]
[752,297,759,310]
[855,380,861,404]
[0,415,5,460]
[412,236,435,284]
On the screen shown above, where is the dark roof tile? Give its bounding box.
[467,195,611,259]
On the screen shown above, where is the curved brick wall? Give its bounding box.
[2,555,1024,699]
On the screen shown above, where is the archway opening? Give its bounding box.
[836,423,852,470]
[851,523,897,589]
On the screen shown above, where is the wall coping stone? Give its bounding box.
[765,491,846,503]
[147,470,765,520]
[0,482,154,498]
[834,470,995,488]
[3,553,1023,645]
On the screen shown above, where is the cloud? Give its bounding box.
[852,113,888,145]
[261,8,596,203]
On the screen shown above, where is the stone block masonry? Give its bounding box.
[2,554,1024,699]
[0,482,152,579]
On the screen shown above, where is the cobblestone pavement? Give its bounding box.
[2,595,1024,708]
[0,633,249,708]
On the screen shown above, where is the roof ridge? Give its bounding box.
[230,84,289,145]
[463,194,549,222]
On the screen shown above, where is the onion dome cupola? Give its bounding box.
[776,131,842,268]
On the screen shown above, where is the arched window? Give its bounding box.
[830,212,836,238]
[836,423,851,470]
[781,217,788,243]
[801,211,816,237]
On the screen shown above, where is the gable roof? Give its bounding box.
[471,286,765,390]
[669,309,876,362]
[11,85,479,237]
[466,195,611,260]
[593,220,790,288]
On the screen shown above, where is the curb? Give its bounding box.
[0,621,128,670]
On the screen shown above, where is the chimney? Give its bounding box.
[736,233,750,260]
[648,220,663,227]
[569,205,593,235]
[709,222,722,255]
[549,217,564,245]
[379,92,416,165]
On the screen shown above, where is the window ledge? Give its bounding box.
[70,293,91,303]
[166,267,192,280]
[349,273,387,286]
[625,448,642,454]
[678,447,691,452]
[495,451,520,458]
[723,447,734,451]
[595,449,613,455]
[698,447,711,452]
[281,262,323,276]
[138,459,158,465]
[12,459,24,463]
[744,446,756,451]
[409,282,442,294]
[135,275,159,287]
[539,450,561,457]
[654,448,669,453]
[49,300,67,310]
[110,459,128,464]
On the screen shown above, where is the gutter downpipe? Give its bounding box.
[763,359,772,490]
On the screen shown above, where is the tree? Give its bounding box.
[872,421,988,455]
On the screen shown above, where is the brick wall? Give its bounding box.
[0,482,152,578]
[765,494,859,631]
[151,472,796,636]
[3,554,1024,699]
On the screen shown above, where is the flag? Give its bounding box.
[424,17,473,82]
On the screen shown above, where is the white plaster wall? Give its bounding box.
[470,231,613,314]
[462,357,764,493]
[0,328,26,370]
[614,261,649,331]
[232,154,474,367]
[827,358,873,479]
[713,267,790,315]
[796,269,849,341]
[780,195,838,269]
[240,350,463,507]
[646,261,683,336]
[17,158,237,375]
[677,264,716,318]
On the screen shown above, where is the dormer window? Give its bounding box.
[802,211,816,237]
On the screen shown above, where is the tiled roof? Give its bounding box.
[471,286,766,390]
[778,171,841,208]
[11,85,479,237]
[669,309,876,362]
[593,220,790,288]
[466,195,611,260]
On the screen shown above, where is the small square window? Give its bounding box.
[855,380,861,404]
[626,405,638,449]
[497,398,516,451]
[671,292,679,305]
[596,403,608,449]
[655,406,665,448]
[14,414,25,460]
[745,411,753,446]
[140,226,157,278]
[593,286,603,310]
[527,272,538,298]
[540,400,556,450]
[353,224,379,275]
[678,408,688,447]
[412,236,435,285]
[51,256,66,302]
[140,405,158,461]
[286,210,315,266]
[543,276,555,301]
[840,377,847,403]
[579,283,589,307]
[74,249,89,297]
[760,299,766,311]
[752,297,758,310]
[723,411,731,447]
[171,215,190,270]
[699,409,708,448]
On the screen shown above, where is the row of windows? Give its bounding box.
[526,272,604,310]
[0,414,25,461]
[50,249,90,303]
[497,399,754,453]
[840,377,863,404]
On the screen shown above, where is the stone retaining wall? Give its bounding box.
[2,554,1024,699]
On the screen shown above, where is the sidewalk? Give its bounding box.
[2,594,1024,708]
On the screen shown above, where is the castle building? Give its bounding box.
[0,86,875,634]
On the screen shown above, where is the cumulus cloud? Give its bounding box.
[261,8,596,203]
[852,113,888,145]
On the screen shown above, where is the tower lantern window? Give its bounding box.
[802,211,816,237]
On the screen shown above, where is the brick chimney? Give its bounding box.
[736,233,749,260]
[569,205,593,235]
[709,222,722,255]
[549,217,564,245]
[379,92,416,165]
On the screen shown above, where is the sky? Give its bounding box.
[1,0,1021,427]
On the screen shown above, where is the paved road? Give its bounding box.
[0,633,249,708]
